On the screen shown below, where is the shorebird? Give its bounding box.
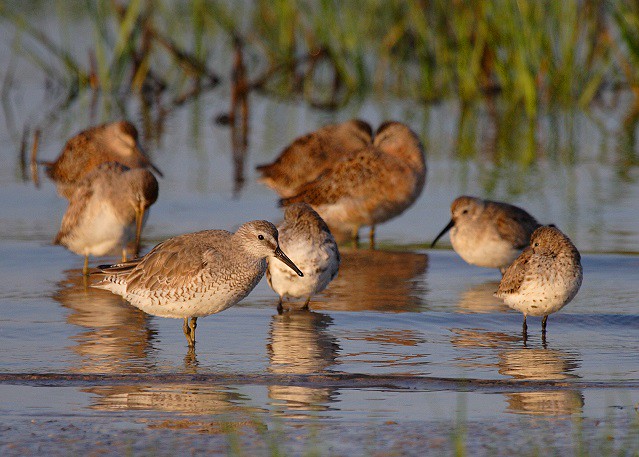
[54,162,159,275]
[280,121,426,248]
[266,203,340,313]
[92,220,304,348]
[43,120,163,199]
[495,225,583,339]
[431,196,540,274]
[256,119,373,198]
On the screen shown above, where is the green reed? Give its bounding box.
[0,0,634,116]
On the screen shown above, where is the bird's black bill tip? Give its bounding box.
[275,247,304,277]
[150,163,164,178]
[431,219,455,248]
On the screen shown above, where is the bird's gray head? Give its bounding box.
[284,202,329,230]
[236,220,304,277]
[450,196,484,222]
[431,196,483,247]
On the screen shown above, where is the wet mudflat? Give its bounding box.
[0,181,638,456]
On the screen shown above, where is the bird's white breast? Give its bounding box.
[268,238,337,300]
[451,225,519,269]
[66,201,131,256]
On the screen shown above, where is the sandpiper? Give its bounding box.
[92,220,304,348]
[44,120,163,199]
[256,119,373,198]
[280,121,426,248]
[54,162,159,275]
[266,203,340,313]
[495,225,583,338]
[431,196,540,273]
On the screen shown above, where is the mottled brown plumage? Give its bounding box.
[256,119,373,197]
[45,120,162,199]
[495,225,583,336]
[280,121,426,247]
[496,247,533,296]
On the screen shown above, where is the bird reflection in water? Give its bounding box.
[85,384,256,417]
[319,249,428,312]
[499,347,583,416]
[52,268,156,374]
[316,249,429,374]
[267,309,340,418]
[184,346,199,373]
[450,328,583,416]
[455,281,509,314]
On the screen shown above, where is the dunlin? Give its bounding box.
[55,162,159,275]
[495,225,583,337]
[256,119,373,198]
[266,203,340,313]
[44,120,162,199]
[92,221,304,348]
[432,196,540,273]
[280,121,426,248]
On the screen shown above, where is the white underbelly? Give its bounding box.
[98,266,263,319]
[267,241,337,299]
[501,277,580,317]
[66,205,131,256]
[451,231,520,269]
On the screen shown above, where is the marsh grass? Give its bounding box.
[0,1,634,113]
[2,0,639,173]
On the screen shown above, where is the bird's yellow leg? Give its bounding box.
[188,317,198,347]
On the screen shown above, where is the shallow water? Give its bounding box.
[1,12,639,455]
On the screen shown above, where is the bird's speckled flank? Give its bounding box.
[256,119,373,198]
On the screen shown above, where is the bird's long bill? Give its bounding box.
[134,204,146,257]
[137,142,164,177]
[431,219,455,248]
[149,162,164,178]
[274,247,304,277]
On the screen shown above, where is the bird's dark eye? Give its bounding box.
[533,242,539,247]
[462,209,468,214]
[258,234,264,240]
